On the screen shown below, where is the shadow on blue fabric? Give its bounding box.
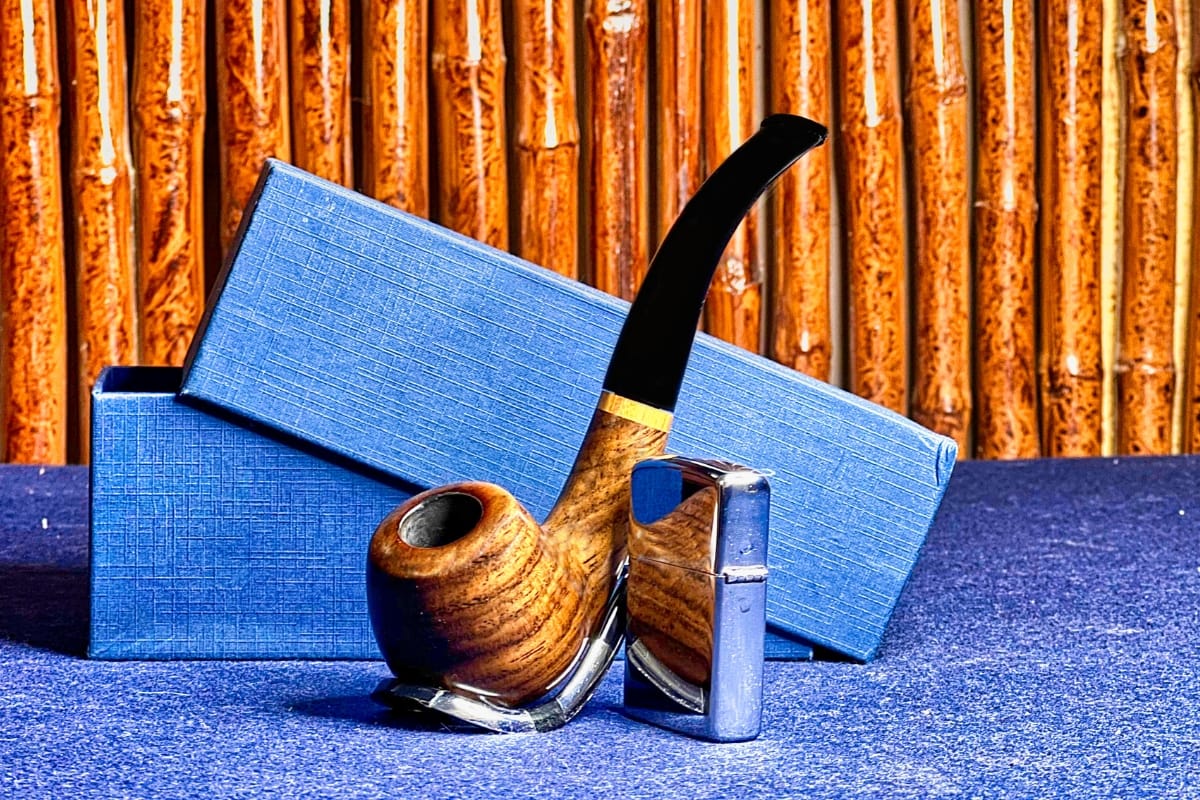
[0,565,88,656]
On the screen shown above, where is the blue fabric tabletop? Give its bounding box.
[1,458,1197,798]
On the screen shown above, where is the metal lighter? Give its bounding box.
[623,455,770,742]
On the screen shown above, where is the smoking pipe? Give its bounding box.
[367,114,828,726]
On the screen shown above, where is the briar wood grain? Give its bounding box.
[431,0,508,247]
[906,0,971,450]
[133,0,207,365]
[974,0,1040,459]
[363,0,429,215]
[1117,1,1178,455]
[1039,0,1104,456]
[837,0,907,414]
[512,0,579,277]
[368,404,668,706]
[290,0,352,185]
[216,0,290,251]
[0,0,67,463]
[67,0,139,458]
[768,0,831,381]
[653,0,702,246]
[585,0,650,300]
[703,0,761,352]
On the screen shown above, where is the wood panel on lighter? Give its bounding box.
[133,0,207,366]
[837,0,907,415]
[290,0,352,185]
[1039,0,1104,456]
[703,0,761,352]
[66,0,139,459]
[216,0,290,252]
[0,0,67,463]
[973,0,1040,460]
[906,0,971,451]
[431,0,509,248]
[1118,1,1178,455]
[769,0,832,382]
[585,0,650,300]
[363,0,429,215]
[512,0,580,278]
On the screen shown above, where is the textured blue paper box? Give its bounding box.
[88,367,412,659]
[89,367,815,659]
[180,160,958,661]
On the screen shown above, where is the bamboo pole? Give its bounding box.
[290,0,352,185]
[974,0,1040,460]
[363,0,429,215]
[431,0,508,247]
[512,0,579,277]
[906,0,971,450]
[654,0,702,247]
[1187,7,1200,451]
[0,0,67,463]
[585,0,649,300]
[1116,1,1178,455]
[216,0,290,252]
[837,0,907,414]
[133,0,207,365]
[1172,0,1193,452]
[1100,0,1123,455]
[769,0,832,381]
[66,0,138,458]
[703,0,761,352]
[1039,0,1104,456]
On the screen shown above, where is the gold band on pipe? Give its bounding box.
[598,391,674,433]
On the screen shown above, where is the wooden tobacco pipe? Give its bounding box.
[367,115,827,725]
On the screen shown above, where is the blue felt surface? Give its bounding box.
[182,161,957,660]
[4,457,1198,797]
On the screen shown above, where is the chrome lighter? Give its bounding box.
[623,456,770,742]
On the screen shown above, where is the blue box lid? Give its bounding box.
[181,161,957,660]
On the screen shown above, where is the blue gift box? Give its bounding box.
[88,368,819,660]
[155,160,957,661]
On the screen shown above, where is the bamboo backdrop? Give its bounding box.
[2,2,1200,464]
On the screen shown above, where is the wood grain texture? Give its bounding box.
[133,0,207,366]
[585,0,650,300]
[906,0,971,450]
[1100,0,1122,456]
[1039,0,1104,456]
[368,404,668,707]
[768,0,831,381]
[703,0,761,352]
[1117,1,1178,455]
[0,0,67,463]
[512,0,579,277]
[216,0,290,251]
[1172,0,1193,453]
[290,0,352,185]
[653,0,702,246]
[837,0,907,414]
[66,0,138,460]
[362,0,429,215]
[974,0,1040,460]
[1188,5,1200,451]
[431,0,508,247]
